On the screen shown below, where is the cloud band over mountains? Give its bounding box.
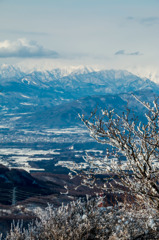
[0,39,59,58]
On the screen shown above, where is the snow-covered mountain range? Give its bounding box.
[0,65,158,128]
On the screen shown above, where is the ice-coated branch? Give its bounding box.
[76,97,159,210]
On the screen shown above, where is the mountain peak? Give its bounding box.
[70,66,95,75]
[0,64,23,79]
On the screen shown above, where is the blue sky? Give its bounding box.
[0,0,159,80]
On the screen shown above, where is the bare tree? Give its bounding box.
[68,96,159,210]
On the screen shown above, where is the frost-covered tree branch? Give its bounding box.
[68,97,159,210]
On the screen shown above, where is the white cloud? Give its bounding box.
[0,38,59,58]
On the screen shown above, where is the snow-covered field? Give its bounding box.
[0,148,61,171]
[0,125,106,172]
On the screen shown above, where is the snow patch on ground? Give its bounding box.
[0,148,61,172]
[21,94,30,99]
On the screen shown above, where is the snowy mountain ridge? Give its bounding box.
[0,64,158,118]
[0,64,95,79]
[1,64,158,85]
